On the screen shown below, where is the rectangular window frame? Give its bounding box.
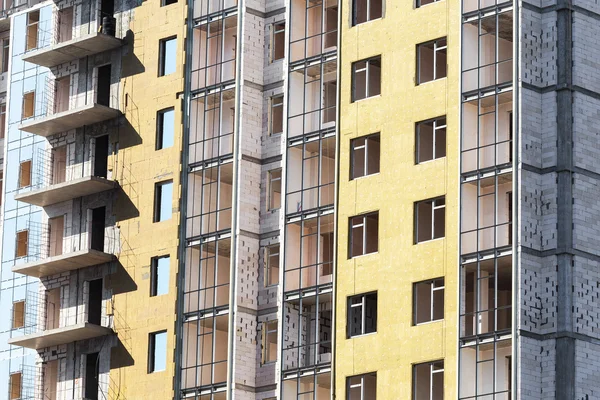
[148,330,167,373]
[352,56,381,102]
[22,91,35,119]
[9,371,22,400]
[19,159,32,188]
[26,10,39,51]
[346,372,377,400]
[269,94,284,135]
[268,169,282,211]
[156,107,175,150]
[264,244,279,287]
[413,360,444,400]
[352,0,383,26]
[150,255,170,297]
[261,319,278,364]
[349,211,379,258]
[2,38,9,73]
[12,300,25,329]
[351,133,381,179]
[416,116,446,164]
[153,180,173,222]
[16,230,29,258]
[271,22,285,62]
[417,38,447,84]
[413,278,445,325]
[347,292,378,338]
[414,196,445,243]
[158,36,177,77]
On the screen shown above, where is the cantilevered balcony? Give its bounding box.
[15,175,116,207]
[13,249,115,278]
[22,32,122,68]
[18,103,121,137]
[9,285,111,350]
[12,216,116,278]
[8,322,112,349]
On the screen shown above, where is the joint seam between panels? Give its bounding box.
[521,163,600,182]
[521,245,600,262]
[519,329,600,346]
[522,82,600,100]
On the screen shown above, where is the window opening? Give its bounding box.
[261,320,278,364]
[268,169,282,210]
[85,352,99,400]
[413,360,444,400]
[94,135,109,178]
[353,0,383,25]
[88,279,102,325]
[349,212,379,258]
[351,133,380,179]
[154,180,173,222]
[418,38,447,84]
[352,56,381,101]
[149,330,168,372]
[265,244,279,287]
[347,292,377,337]
[414,278,444,324]
[415,197,445,243]
[22,92,34,119]
[97,64,111,107]
[416,117,446,163]
[159,37,177,76]
[91,206,105,251]
[19,160,31,188]
[26,10,39,51]
[9,372,21,400]
[272,22,285,62]
[347,372,377,399]
[151,255,170,296]
[270,95,283,135]
[48,216,64,257]
[16,230,28,258]
[157,107,175,150]
[12,301,25,329]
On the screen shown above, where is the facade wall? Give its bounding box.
[110,0,185,396]
[334,0,460,398]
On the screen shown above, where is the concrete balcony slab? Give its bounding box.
[12,249,115,278]
[22,32,122,68]
[8,323,113,349]
[14,176,116,207]
[18,103,121,137]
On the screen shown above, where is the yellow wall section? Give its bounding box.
[335,1,460,398]
[106,1,185,398]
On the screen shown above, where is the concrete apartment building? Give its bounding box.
[0,0,598,399]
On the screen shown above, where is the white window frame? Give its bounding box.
[268,169,282,210]
[264,244,279,287]
[418,38,447,84]
[352,56,381,102]
[416,117,446,163]
[414,278,444,325]
[269,94,284,135]
[348,292,377,338]
[261,320,278,364]
[351,133,380,179]
[415,197,445,243]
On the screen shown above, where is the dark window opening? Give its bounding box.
[85,352,99,400]
[97,65,111,107]
[349,212,379,258]
[88,279,102,325]
[414,278,445,324]
[347,292,377,338]
[352,56,381,102]
[353,0,383,25]
[91,206,106,252]
[351,133,380,179]
[94,135,109,178]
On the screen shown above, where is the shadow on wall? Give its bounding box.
[121,30,145,79]
[114,185,140,222]
[117,116,142,149]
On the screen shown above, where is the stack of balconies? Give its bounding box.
[7,2,123,398]
[459,1,514,398]
[178,1,237,399]
[281,0,338,398]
